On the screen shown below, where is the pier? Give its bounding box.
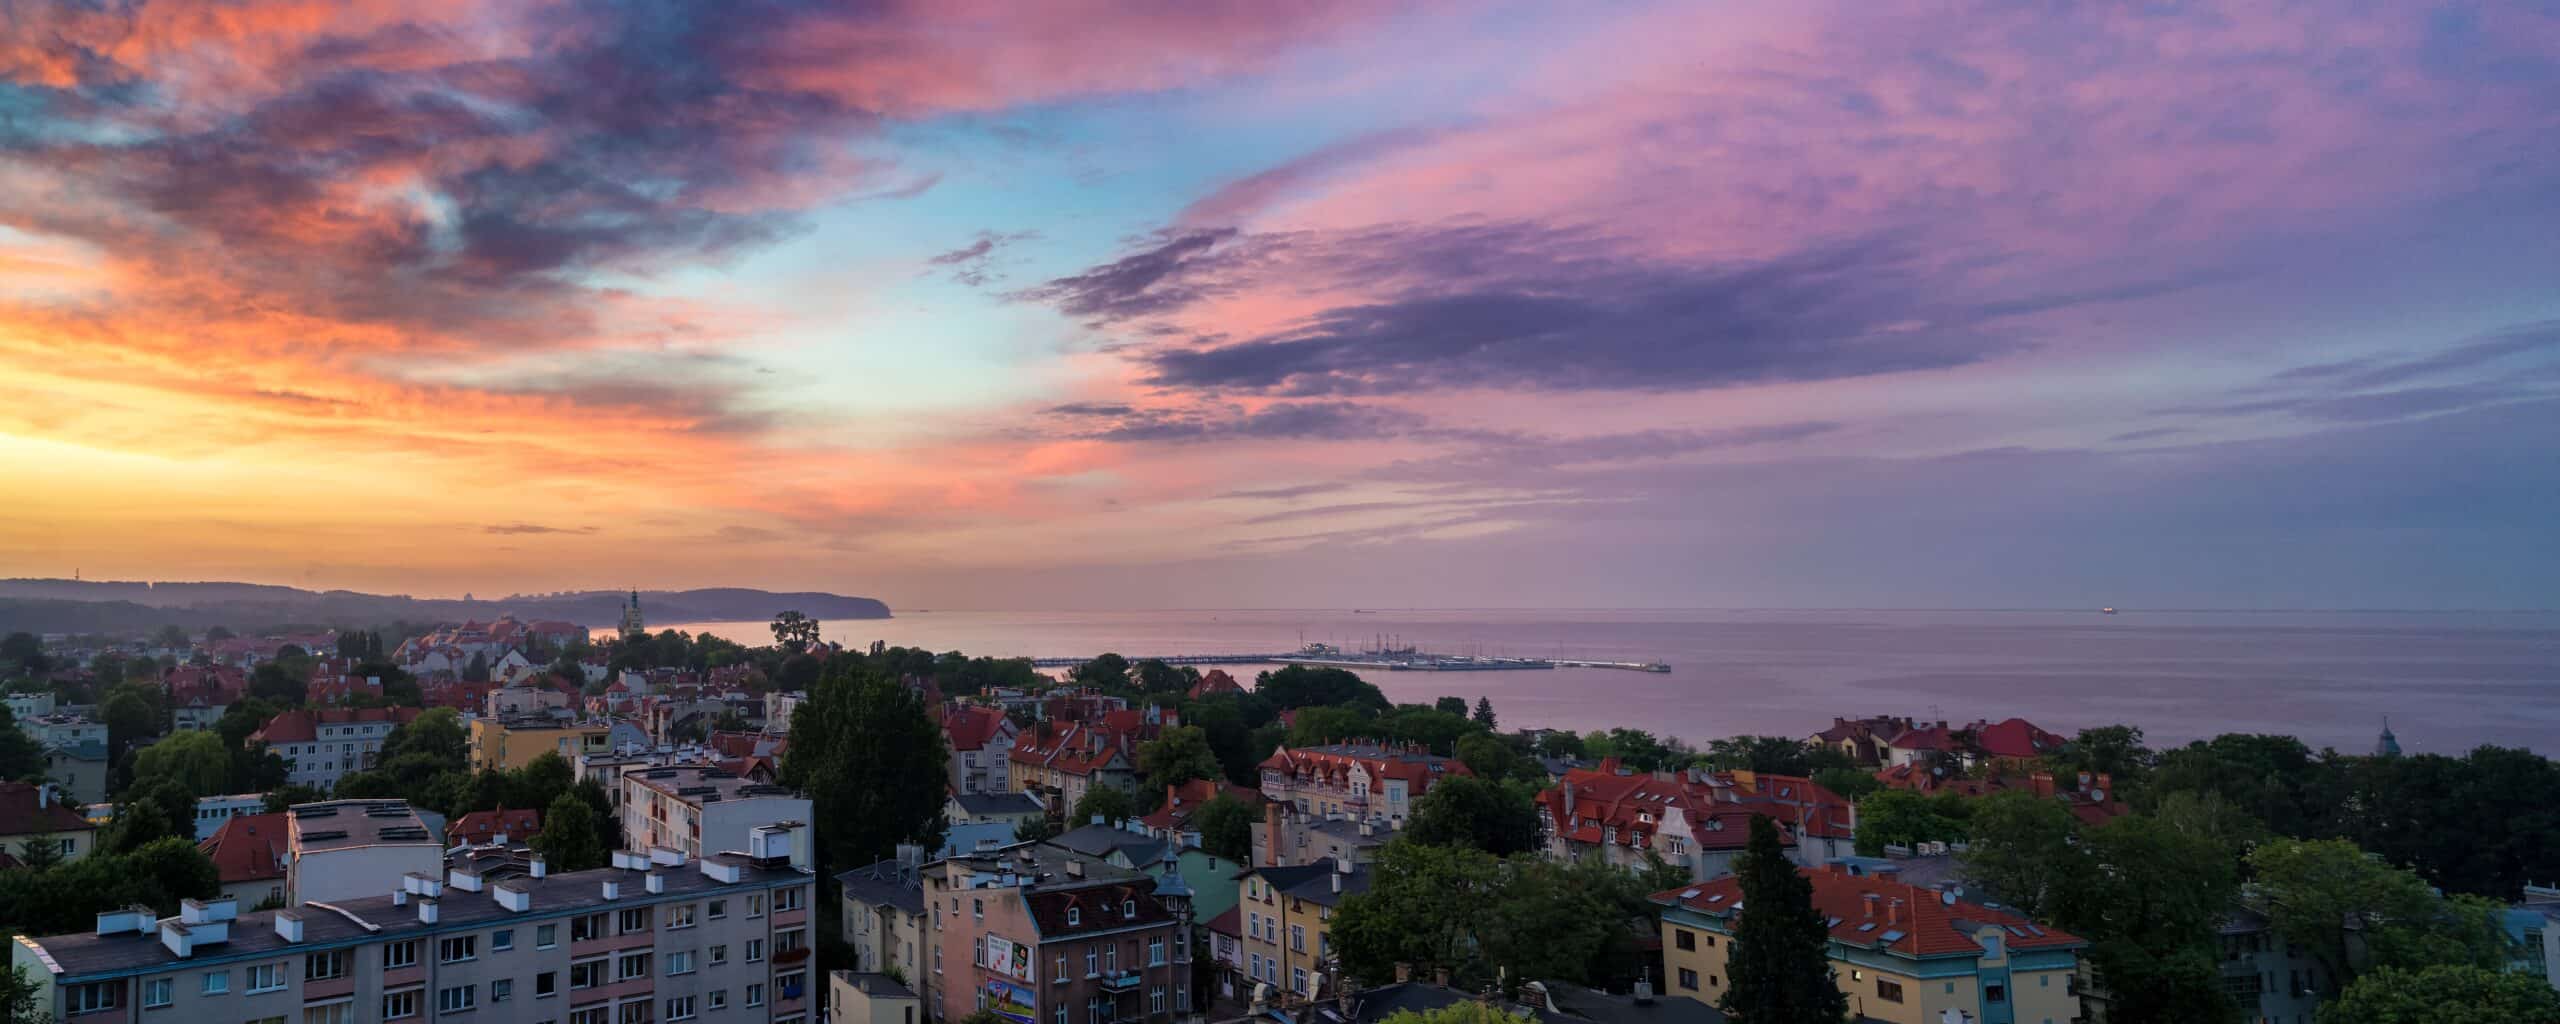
[1023,650,1671,672]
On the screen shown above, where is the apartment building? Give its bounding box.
[1233,858,1367,1008]
[1257,743,1465,829]
[620,766,812,861]
[1010,708,1180,814]
[945,704,1018,795]
[1537,763,1854,881]
[1654,861,2086,1024]
[287,800,444,907]
[252,707,420,791]
[10,823,819,1024]
[830,970,922,1024]
[921,843,1195,1024]
[469,716,624,772]
[838,851,930,979]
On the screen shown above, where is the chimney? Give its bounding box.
[1330,872,1342,894]
[530,855,549,879]
[392,889,408,907]
[272,910,304,943]
[1265,801,1284,863]
[2030,772,2055,799]
[645,872,666,894]
[1885,898,1902,927]
[602,878,622,901]
[94,906,154,936]
[418,899,440,924]
[1861,893,1880,919]
[494,882,532,913]
[1394,962,1413,984]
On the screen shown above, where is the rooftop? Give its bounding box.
[1654,863,2084,959]
[951,790,1045,817]
[289,800,439,851]
[20,853,810,981]
[623,764,802,806]
[834,970,917,1000]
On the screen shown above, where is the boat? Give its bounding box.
[2101,607,2118,615]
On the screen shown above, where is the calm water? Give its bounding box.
[666,609,2560,755]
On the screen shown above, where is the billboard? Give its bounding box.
[986,933,1032,980]
[985,979,1038,1024]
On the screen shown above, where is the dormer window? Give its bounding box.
[1123,900,1136,917]
[1066,907,1080,926]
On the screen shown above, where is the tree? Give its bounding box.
[0,963,48,1024]
[2321,964,2560,1024]
[1378,1005,1531,1024]
[1535,731,1587,760]
[0,633,46,675]
[1702,735,1820,775]
[2021,814,2241,1024]
[2249,838,2455,985]
[1192,795,1256,862]
[247,659,307,706]
[1070,653,1131,690]
[1851,790,1970,855]
[1471,697,1496,730]
[1435,696,1468,717]
[100,687,158,762]
[1072,787,1137,828]
[1254,665,1387,712]
[1455,732,1527,783]
[463,651,490,683]
[155,625,190,649]
[1957,791,2081,917]
[1405,775,1540,855]
[0,707,46,780]
[777,662,950,871]
[1285,706,1372,747]
[130,731,232,797]
[770,611,821,654]
[1332,840,1502,986]
[1132,659,1188,695]
[533,792,608,871]
[204,626,235,642]
[100,777,197,856]
[261,784,327,812]
[1013,817,1061,843]
[1137,726,1220,795]
[1721,815,1849,1023]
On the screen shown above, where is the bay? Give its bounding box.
[663,608,2560,755]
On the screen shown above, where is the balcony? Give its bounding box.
[1098,970,1143,993]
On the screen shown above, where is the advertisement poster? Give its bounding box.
[986,933,1032,980]
[985,979,1038,1024]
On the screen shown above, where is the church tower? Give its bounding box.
[619,589,645,640]
[2374,717,2402,758]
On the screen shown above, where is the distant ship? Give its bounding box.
[1352,609,1378,614]
[2101,607,2118,615]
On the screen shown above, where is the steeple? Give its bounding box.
[619,589,645,640]
[2374,717,2401,758]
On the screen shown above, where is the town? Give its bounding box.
[0,604,2554,1024]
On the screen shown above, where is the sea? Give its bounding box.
[661,609,2560,756]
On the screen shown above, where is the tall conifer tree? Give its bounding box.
[1721,815,1848,1023]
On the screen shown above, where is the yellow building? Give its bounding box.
[1234,857,1366,1005]
[1654,861,2085,1024]
[467,715,618,771]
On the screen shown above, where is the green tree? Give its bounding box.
[1405,775,1540,856]
[1137,726,1220,797]
[1285,706,1373,747]
[130,731,232,797]
[99,777,196,856]
[0,707,47,780]
[1703,735,1819,775]
[1454,732,1527,783]
[0,962,48,1024]
[462,651,490,683]
[1720,815,1849,1023]
[1535,731,1587,760]
[533,792,608,871]
[100,686,159,762]
[1957,791,2081,917]
[247,659,307,706]
[1254,665,1387,712]
[2148,734,2342,840]
[770,611,821,654]
[261,784,327,812]
[1331,840,1502,986]
[777,662,950,871]
[2249,838,2476,985]
[1069,653,1131,690]
[1378,1005,1530,1024]
[2034,814,2241,1024]
[1471,697,1496,729]
[1434,696,1468,717]
[1382,706,1479,755]
[1192,795,1256,862]
[155,625,190,649]
[1132,659,1189,695]
[1072,786,1137,827]
[0,633,46,674]
[2320,964,2560,1024]
[1851,789,1970,856]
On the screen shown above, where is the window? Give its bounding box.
[620,1000,654,1024]
[667,951,696,975]
[1678,968,1699,990]
[441,936,478,963]
[777,887,805,912]
[571,1008,611,1024]
[302,1004,353,1024]
[618,951,651,981]
[495,928,516,951]
[668,904,696,929]
[1674,928,1696,952]
[747,984,767,1008]
[707,990,726,1011]
[1122,900,1135,918]
[143,978,173,1008]
[1055,953,1067,982]
[1066,907,1080,926]
[247,962,288,993]
[494,979,514,1003]
[708,898,727,919]
[573,913,609,941]
[306,950,347,981]
[381,990,422,1020]
[1150,989,1165,1014]
[537,972,558,997]
[1876,979,1904,1003]
[1290,925,1306,952]
[1055,1005,1069,1024]
[749,893,766,918]
[618,908,653,934]
[538,923,559,948]
[66,982,121,1014]
[1292,968,1308,994]
[1984,983,2005,1003]
[572,959,608,989]
[748,939,766,963]
[1149,937,1165,965]
[710,944,728,965]
[666,996,698,1021]
[437,985,476,1014]
[201,971,230,995]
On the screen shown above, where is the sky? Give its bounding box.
[1,1,2556,610]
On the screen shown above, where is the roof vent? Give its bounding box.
[494,882,532,913]
[699,856,745,884]
[417,899,439,924]
[602,878,623,901]
[645,872,666,894]
[448,868,484,893]
[650,847,685,867]
[272,910,304,943]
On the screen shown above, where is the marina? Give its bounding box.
[1025,640,1672,673]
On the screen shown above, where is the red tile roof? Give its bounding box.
[1025,881,1180,939]
[1537,763,1852,853]
[1967,717,2067,760]
[943,705,1015,752]
[1257,743,1469,793]
[0,782,92,838]
[1012,708,1180,779]
[197,812,288,884]
[1187,669,1244,701]
[1140,779,1262,832]
[250,706,420,744]
[450,807,542,846]
[1655,864,2084,957]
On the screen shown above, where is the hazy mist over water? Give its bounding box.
[670,609,2560,755]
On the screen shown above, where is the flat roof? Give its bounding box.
[23,857,811,981]
[624,765,803,807]
[288,800,438,851]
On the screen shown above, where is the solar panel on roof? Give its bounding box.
[1680,889,1701,900]
[1878,929,1906,943]
[1856,922,1876,932]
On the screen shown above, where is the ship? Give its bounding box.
[2102,607,2118,615]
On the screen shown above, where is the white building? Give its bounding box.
[620,765,811,860]
[193,792,268,841]
[284,799,442,906]
[250,706,420,791]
